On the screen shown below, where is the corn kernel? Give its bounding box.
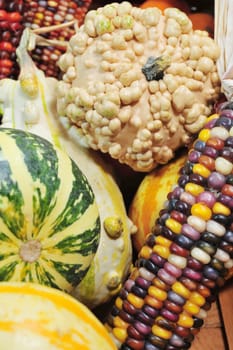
[172,281,191,299]
[212,202,231,216]
[115,296,123,310]
[113,327,127,342]
[148,285,168,301]
[198,128,210,142]
[165,218,182,234]
[185,182,204,196]
[152,277,168,291]
[183,300,200,315]
[152,324,172,340]
[153,245,170,259]
[206,113,218,122]
[192,163,211,178]
[139,245,152,259]
[168,254,187,269]
[191,203,212,221]
[189,292,206,306]
[191,247,211,264]
[155,235,172,247]
[145,295,163,309]
[35,12,44,20]
[113,315,128,329]
[178,312,194,328]
[127,293,144,309]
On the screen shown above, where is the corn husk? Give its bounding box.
[215,0,233,100]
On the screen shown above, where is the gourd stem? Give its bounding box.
[19,240,42,263]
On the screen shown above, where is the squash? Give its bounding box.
[0,282,117,350]
[0,28,134,308]
[129,151,187,251]
[139,0,190,13]
[0,128,100,293]
[56,1,221,172]
[188,12,214,38]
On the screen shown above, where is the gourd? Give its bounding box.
[0,127,100,293]
[0,27,134,309]
[139,0,190,13]
[0,282,117,350]
[56,1,221,172]
[129,151,187,252]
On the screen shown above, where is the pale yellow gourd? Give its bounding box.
[0,282,117,350]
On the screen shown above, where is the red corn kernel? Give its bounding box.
[206,137,224,150]
[7,12,22,22]
[222,184,233,197]
[0,42,14,52]
[0,9,7,20]
[198,154,215,171]
[0,59,13,68]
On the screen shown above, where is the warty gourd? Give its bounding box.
[56,1,221,172]
[0,27,134,309]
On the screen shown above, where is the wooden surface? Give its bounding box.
[191,280,233,350]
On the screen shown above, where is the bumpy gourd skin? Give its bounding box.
[57,1,221,172]
[105,103,233,350]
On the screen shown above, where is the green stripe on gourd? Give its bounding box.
[0,128,100,293]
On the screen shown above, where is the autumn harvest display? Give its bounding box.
[0,0,232,350]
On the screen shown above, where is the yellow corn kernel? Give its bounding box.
[192,163,211,178]
[178,312,194,328]
[127,293,144,309]
[115,297,123,310]
[212,202,231,216]
[165,217,182,234]
[35,12,44,20]
[189,292,206,307]
[148,285,167,301]
[198,128,210,142]
[152,277,168,291]
[191,203,212,221]
[183,300,200,315]
[153,245,170,259]
[206,113,219,122]
[185,182,204,196]
[113,316,128,329]
[112,327,127,342]
[172,281,191,299]
[152,324,172,340]
[139,245,152,259]
[155,235,172,247]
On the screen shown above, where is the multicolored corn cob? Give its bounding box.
[0,0,92,79]
[106,102,233,350]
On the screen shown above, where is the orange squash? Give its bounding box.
[0,282,117,350]
[129,152,187,251]
[140,0,190,13]
[188,12,214,37]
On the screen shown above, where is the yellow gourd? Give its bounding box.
[0,282,117,350]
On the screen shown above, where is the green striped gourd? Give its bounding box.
[0,128,100,293]
[0,28,134,308]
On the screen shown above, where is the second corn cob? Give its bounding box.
[106,102,233,350]
[0,0,92,79]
